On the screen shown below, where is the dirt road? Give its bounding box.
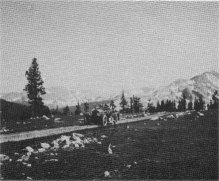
[0,113,166,144]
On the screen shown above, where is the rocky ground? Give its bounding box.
[0,110,218,180]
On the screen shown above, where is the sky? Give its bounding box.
[1,1,218,94]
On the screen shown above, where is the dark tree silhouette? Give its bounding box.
[211,90,219,109]
[147,100,156,113]
[24,58,48,117]
[178,94,186,111]
[133,96,143,113]
[110,100,116,110]
[63,105,70,115]
[84,102,89,112]
[120,90,127,113]
[75,102,81,115]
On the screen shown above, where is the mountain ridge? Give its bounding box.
[1,70,218,109]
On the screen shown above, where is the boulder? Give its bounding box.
[150,116,159,121]
[38,148,46,153]
[40,143,50,149]
[25,146,34,153]
[197,112,204,116]
[42,115,50,120]
[54,118,63,123]
[0,154,9,162]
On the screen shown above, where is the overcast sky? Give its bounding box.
[1,1,218,94]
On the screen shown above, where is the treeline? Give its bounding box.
[147,90,218,113]
[120,91,143,113]
[119,90,219,114]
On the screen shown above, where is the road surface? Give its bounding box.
[0,113,166,143]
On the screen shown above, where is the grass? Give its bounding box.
[0,110,218,179]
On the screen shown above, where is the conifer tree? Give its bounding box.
[178,94,186,111]
[147,99,156,113]
[194,97,200,111]
[110,100,116,110]
[172,100,176,112]
[84,102,89,112]
[156,101,161,112]
[160,100,165,112]
[120,90,127,113]
[130,97,134,113]
[212,90,219,109]
[24,58,47,117]
[63,105,70,115]
[75,102,81,115]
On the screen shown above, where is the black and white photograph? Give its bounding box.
[0,1,218,180]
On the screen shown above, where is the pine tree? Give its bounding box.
[84,102,89,112]
[178,94,187,111]
[120,90,127,113]
[212,90,219,109]
[156,101,161,112]
[199,97,205,110]
[24,58,47,117]
[172,100,176,112]
[133,96,142,113]
[75,102,81,115]
[160,100,165,112]
[147,99,156,113]
[130,97,134,113]
[110,100,116,110]
[63,105,70,115]
[194,97,200,111]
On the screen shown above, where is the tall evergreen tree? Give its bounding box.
[120,90,127,113]
[178,94,187,111]
[84,102,89,112]
[147,100,156,113]
[172,100,176,112]
[199,97,205,110]
[194,97,200,111]
[110,100,116,110]
[133,96,142,113]
[211,90,219,109]
[75,102,81,115]
[63,105,70,115]
[156,101,161,112]
[24,58,47,117]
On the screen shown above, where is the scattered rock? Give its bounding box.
[104,171,110,177]
[101,135,107,139]
[108,144,113,154]
[38,148,46,153]
[40,143,50,149]
[27,164,32,167]
[150,116,159,121]
[45,159,58,162]
[26,176,32,180]
[0,154,9,162]
[167,115,174,119]
[54,118,62,123]
[42,115,50,120]
[21,154,30,162]
[197,112,204,116]
[126,165,131,168]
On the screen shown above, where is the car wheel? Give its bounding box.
[102,115,108,126]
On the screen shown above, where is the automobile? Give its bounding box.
[83,108,120,126]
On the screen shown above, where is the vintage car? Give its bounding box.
[83,108,120,126]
